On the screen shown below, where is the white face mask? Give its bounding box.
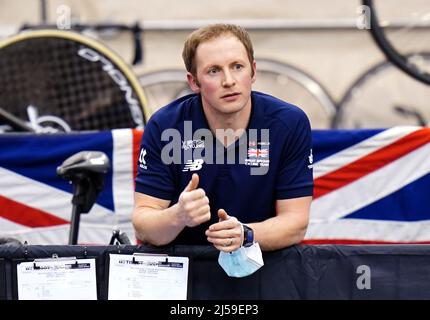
[218,242,264,278]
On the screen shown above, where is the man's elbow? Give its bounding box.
[133,228,166,247]
[132,220,171,247]
[289,215,309,245]
[132,220,146,244]
[295,225,308,244]
[132,213,152,245]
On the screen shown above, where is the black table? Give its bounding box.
[1,244,430,300]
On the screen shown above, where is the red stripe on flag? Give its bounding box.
[0,195,69,227]
[132,129,144,181]
[132,129,144,246]
[314,128,430,199]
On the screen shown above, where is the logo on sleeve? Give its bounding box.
[308,149,313,169]
[139,148,147,170]
[182,159,204,172]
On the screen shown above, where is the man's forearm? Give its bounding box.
[248,213,308,251]
[132,204,185,246]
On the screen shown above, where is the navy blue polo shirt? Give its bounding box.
[135,91,313,245]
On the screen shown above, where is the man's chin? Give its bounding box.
[215,100,247,112]
[219,105,245,115]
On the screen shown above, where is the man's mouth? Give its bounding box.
[221,92,240,99]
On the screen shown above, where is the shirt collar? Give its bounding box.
[188,92,266,150]
[246,91,265,130]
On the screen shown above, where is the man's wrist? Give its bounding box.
[242,224,254,247]
[169,203,186,228]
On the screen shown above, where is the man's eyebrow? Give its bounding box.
[203,60,246,70]
[202,63,220,71]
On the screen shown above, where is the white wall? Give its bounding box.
[1,0,429,128]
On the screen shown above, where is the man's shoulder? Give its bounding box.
[148,93,198,129]
[252,91,309,127]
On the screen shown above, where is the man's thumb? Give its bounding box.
[218,209,229,221]
[184,173,199,192]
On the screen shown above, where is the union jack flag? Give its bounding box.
[247,148,269,158]
[1,126,430,245]
[305,126,430,244]
[0,129,142,245]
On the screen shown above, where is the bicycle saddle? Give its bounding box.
[57,151,110,177]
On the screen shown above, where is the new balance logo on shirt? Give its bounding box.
[182,159,204,172]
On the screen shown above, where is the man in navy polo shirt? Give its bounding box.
[132,24,313,252]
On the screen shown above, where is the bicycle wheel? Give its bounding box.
[363,0,430,85]
[0,29,149,132]
[253,59,337,129]
[138,69,192,115]
[335,53,430,128]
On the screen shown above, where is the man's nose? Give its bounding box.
[222,70,235,87]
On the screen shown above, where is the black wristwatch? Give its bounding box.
[242,224,254,247]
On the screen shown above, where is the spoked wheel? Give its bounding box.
[0,30,149,132]
[335,53,430,128]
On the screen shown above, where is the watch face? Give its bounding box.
[243,226,254,247]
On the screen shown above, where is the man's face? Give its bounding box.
[187,34,256,116]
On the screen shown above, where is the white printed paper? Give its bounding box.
[108,254,189,300]
[17,258,97,300]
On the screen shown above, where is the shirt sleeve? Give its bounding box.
[275,109,314,199]
[135,119,175,200]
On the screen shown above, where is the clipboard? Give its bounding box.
[15,253,98,300]
[107,252,190,300]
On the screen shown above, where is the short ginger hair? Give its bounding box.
[182,23,255,77]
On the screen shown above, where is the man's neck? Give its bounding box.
[202,102,252,148]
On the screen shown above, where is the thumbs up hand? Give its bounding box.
[176,174,211,227]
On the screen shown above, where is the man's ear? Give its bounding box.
[187,72,200,93]
[251,60,257,84]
